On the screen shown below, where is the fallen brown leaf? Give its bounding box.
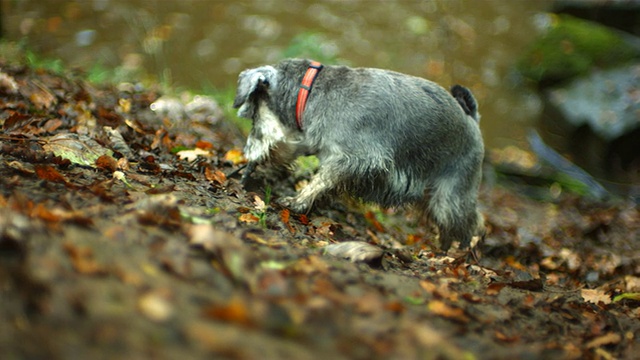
[461,293,482,304]
[31,203,62,223]
[95,154,118,172]
[34,164,68,184]
[205,167,226,185]
[177,148,212,162]
[43,118,63,133]
[585,332,622,349]
[104,126,132,157]
[495,330,520,343]
[117,157,130,171]
[310,217,338,238]
[28,80,57,110]
[202,298,252,326]
[384,301,406,314]
[63,242,107,276]
[150,128,168,150]
[625,276,640,292]
[2,112,33,132]
[420,280,458,301]
[242,231,269,245]
[195,140,214,150]
[280,209,295,234]
[486,283,506,296]
[581,288,612,305]
[297,214,310,225]
[364,211,385,232]
[427,300,469,323]
[223,149,245,165]
[96,106,123,127]
[239,213,260,224]
[30,203,93,227]
[144,184,175,195]
[0,71,18,94]
[289,255,330,275]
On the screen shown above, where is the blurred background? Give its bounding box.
[2,0,551,148]
[2,0,640,192]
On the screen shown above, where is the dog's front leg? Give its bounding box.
[279,166,337,214]
[240,129,271,184]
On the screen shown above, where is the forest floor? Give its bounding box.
[0,61,639,360]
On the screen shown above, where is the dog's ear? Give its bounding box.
[233,66,278,109]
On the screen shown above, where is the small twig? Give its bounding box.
[0,135,43,142]
[226,163,247,178]
[240,162,256,185]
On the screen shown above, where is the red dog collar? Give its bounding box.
[295,61,323,130]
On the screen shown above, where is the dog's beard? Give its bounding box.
[243,102,292,163]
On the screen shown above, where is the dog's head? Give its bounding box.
[233,65,279,119]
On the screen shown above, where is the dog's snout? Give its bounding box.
[232,96,244,108]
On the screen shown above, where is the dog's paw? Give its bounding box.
[278,196,310,214]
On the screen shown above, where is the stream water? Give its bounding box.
[5,0,553,150]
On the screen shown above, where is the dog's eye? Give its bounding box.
[262,79,270,87]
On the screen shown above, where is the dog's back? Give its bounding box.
[300,65,485,251]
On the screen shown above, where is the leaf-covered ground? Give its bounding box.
[0,63,639,360]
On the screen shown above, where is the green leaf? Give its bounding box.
[404,296,426,305]
[612,292,640,303]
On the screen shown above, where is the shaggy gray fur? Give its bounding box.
[233,59,484,251]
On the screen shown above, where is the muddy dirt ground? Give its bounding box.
[0,62,639,360]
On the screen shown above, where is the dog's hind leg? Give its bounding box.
[423,177,481,252]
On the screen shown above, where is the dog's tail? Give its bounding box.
[451,85,479,122]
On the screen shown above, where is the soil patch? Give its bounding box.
[0,64,639,359]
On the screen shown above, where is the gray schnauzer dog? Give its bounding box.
[233,58,484,251]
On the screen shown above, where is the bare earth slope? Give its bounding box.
[0,65,639,359]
